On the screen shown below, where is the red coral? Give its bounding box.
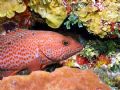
[76,55,89,65]
[11,9,32,29]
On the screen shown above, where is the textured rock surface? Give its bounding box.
[0,67,110,90]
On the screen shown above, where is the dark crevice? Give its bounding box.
[43,63,63,72]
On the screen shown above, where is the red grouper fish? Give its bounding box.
[0,29,83,77]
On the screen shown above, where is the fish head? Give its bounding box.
[39,31,83,62]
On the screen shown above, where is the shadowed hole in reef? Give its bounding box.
[43,63,63,72]
[16,63,63,75]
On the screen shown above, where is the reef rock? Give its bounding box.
[0,66,110,90]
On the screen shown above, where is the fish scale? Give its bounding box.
[0,29,83,77]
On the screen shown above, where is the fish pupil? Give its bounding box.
[62,40,69,46]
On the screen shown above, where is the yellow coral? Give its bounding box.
[0,0,26,18]
[29,0,67,28]
[76,0,120,38]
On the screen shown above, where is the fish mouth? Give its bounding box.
[58,46,83,61]
[58,49,82,65]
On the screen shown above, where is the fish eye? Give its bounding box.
[62,40,69,46]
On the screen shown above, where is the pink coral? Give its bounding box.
[0,67,110,90]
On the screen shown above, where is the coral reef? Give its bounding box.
[76,0,120,38]
[0,67,110,90]
[64,0,120,38]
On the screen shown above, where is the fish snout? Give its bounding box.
[59,42,83,61]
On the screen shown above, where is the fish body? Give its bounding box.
[0,29,83,77]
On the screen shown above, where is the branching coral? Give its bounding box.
[29,0,67,28]
[0,0,26,18]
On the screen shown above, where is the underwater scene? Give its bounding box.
[0,0,120,90]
